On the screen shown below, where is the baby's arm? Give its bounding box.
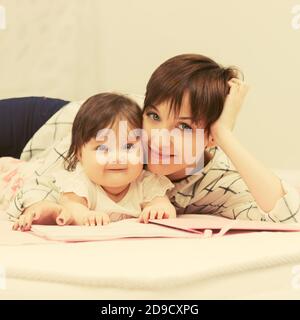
[60,192,110,226]
[139,195,176,224]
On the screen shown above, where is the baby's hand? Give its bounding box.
[139,205,176,224]
[83,211,110,226]
[12,201,72,232]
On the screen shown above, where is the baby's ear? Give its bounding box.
[76,150,82,161]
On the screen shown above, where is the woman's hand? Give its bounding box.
[12,200,72,231]
[206,79,286,213]
[210,78,249,142]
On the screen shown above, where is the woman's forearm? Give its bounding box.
[59,193,90,225]
[214,127,285,213]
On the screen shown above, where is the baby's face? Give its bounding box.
[78,127,143,189]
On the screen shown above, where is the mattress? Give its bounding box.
[1,217,300,299]
[1,168,300,300]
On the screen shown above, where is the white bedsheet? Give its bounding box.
[1,217,300,299]
[1,168,300,300]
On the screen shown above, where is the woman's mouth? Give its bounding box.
[148,145,175,160]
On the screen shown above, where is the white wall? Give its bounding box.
[0,0,299,168]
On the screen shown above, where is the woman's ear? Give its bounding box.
[207,136,216,148]
[204,131,216,148]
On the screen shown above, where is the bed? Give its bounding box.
[1,167,300,300]
[1,98,300,299]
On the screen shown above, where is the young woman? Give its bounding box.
[7,54,300,229]
[142,54,299,222]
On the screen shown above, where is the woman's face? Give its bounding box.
[143,93,210,181]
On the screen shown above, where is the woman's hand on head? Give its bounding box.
[210,78,249,143]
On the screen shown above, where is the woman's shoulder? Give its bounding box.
[168,147,237,195]
[207,146,236,171]
[192,146,236,178]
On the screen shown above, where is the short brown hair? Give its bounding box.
[65,93,142,171]
[144,54,241,133]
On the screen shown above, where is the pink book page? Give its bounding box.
[29,218,203,242]
[149,214,300,234]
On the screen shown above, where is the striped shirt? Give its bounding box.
[168,146,300,223]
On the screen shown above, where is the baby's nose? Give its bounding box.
[108,150,127,164]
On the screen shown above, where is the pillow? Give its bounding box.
[0,97,68,159]
[20,100,83,161]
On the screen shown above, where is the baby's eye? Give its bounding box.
[96,144,109,152]
[123,143,136,151]
[146,112,160,121]
[178,122,192,131]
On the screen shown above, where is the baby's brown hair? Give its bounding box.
[65,93,142,171]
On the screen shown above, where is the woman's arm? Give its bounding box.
[212,128,284,213]
[12,200,71,231]
[210,79,285,213]
[12,193,90,231]
[59,192,90,225]
[60,192,110,226]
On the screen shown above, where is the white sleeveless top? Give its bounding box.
[52,164,174,222]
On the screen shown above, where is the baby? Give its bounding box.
[12,93,176,230]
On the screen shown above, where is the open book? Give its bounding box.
[30,218,202,242]
[30,214,300,242]
[150,214,300,236]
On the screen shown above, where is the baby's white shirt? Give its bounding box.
[52,165,174,222]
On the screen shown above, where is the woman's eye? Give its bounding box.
[146,112,160,121]
[97,144,108,152]
[178,123,192,131]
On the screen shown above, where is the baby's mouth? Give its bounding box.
[105,167,128,172]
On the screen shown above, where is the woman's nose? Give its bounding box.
[150,133,175,153]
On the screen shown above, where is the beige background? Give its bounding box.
[0,0,299,168]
